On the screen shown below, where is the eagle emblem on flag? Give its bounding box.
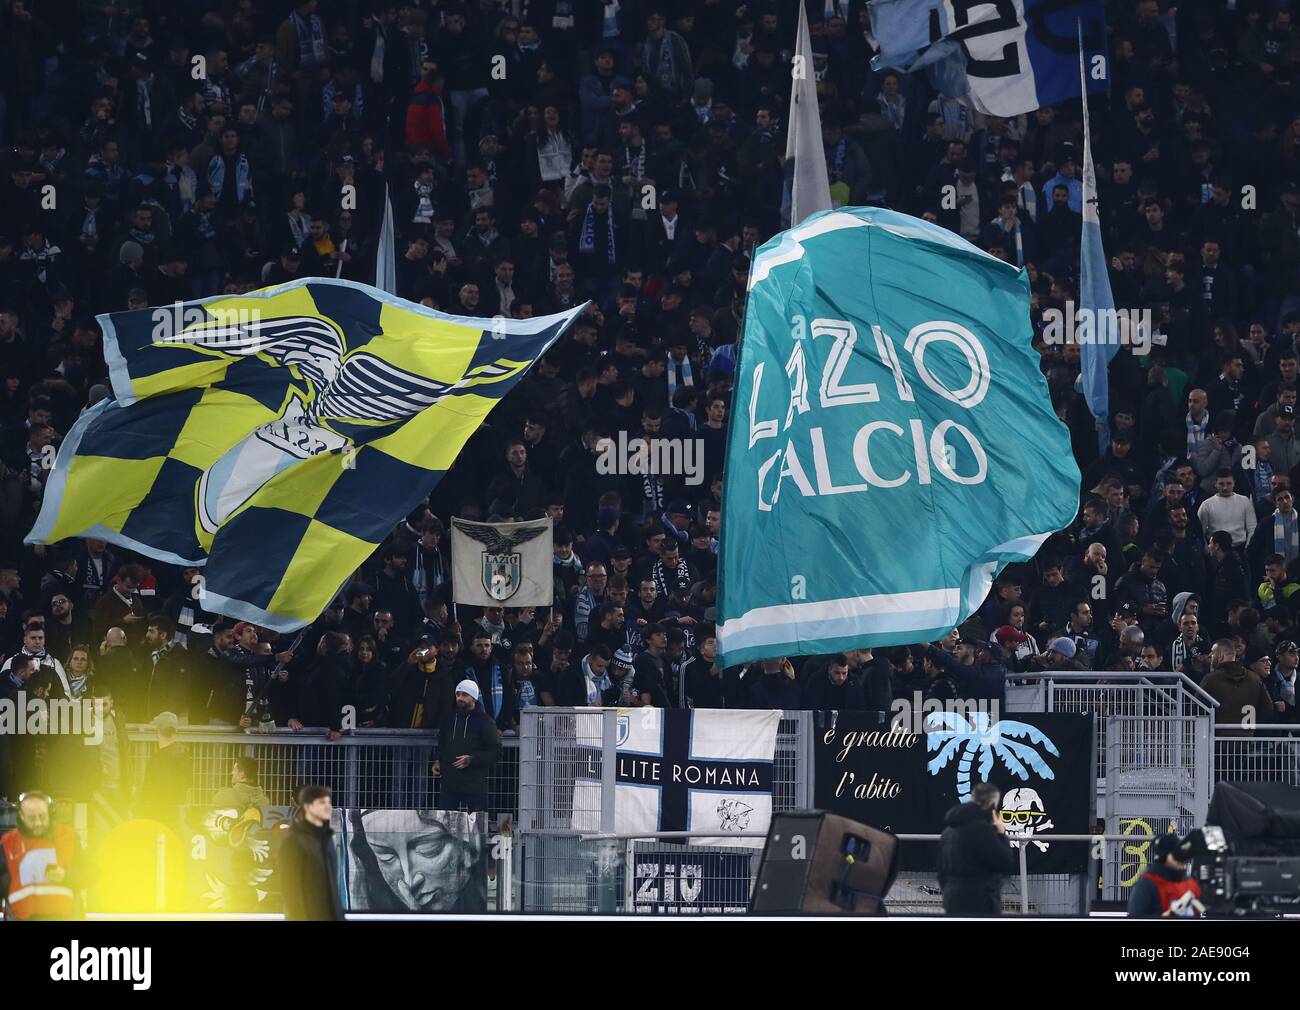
[452,518,549,602]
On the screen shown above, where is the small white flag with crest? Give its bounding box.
[451,516,553,606]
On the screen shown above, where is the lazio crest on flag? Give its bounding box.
[716,208,1079,667]
[27,278,587,631]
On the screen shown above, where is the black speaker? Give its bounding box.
[750,811,899,915]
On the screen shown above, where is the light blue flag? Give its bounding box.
[376,183,397,295]
[716,208,1080,667]
[1077,24,1119,453]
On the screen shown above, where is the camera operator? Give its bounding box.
[1126,834,1203,918]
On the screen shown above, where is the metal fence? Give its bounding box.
[1212,725,1300,787]
[125,726,521,823]
[98,686,1294,916]
[1007,673,1215,785]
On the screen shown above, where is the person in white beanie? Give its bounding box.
[431,678,500,812]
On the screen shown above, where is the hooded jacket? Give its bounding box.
[435,704,501,795]
[1200,661,1275,736]
[937,801,1018,916]
[1151,591,1198,652]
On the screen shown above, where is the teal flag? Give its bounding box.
[716,208,1079,667]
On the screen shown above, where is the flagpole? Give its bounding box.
[1076,16,1119,455]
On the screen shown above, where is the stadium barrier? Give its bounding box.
[1211,725,1300,788]
[123,726,521,822]
[1006,671,1217,794]
[68,691,1291,915]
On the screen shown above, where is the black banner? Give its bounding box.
[814,711,1094,872]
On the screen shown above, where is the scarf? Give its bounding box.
[666,353,694,397]
[1278,670,1297,707]
[1171,635,1201,675]
[1185,411,1209,456]
[1254,459,1275,501]
[479,664,497,718]
[170,162,197,213]
[414,181,435,223]
[1017,180,1038,223]
[622,141,646,182]
[293,10,327,68]
[517,675,538,709]
[538,129,571,182]
[68,669,90,699]
[578,203,616,264]
[136,77,153,130]
[1275,510,1300,561]
[288,211,310,247]
[208,152,253,205]
[878,92,905,130]
[654,556,693,596]
[989,216,1024,265]
[641,469,666,513]
[582,655,611,705]
[651,34,677,92]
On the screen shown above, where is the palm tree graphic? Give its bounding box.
[925,712,1059,800]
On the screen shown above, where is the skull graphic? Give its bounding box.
[1001,787,1054,852]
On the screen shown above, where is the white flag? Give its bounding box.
[786,3,832,227]
[572,708,781,848]
[451,516,553,606]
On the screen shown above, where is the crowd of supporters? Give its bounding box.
[7,0,1300,802]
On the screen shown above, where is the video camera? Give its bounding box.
[1198,782,1300,917]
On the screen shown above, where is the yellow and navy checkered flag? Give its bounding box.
[27,278,589,631]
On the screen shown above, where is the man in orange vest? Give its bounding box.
[1126,834,1203,918]
[0,792,79,920]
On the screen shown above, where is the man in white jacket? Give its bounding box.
[1197,469,1257,550]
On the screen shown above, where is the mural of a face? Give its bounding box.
[357,810,479,912]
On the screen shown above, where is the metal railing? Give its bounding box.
[563,830,1159,915]
[124,726,521,821]
[1007,672,1216,787]
[1212,724,1300,787]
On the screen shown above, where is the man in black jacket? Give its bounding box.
[937,782,1018,916]
[1206,531,1250,627]
[433,680,501,812]
[801,654,867,711]
[461,630,518,732]
[279,785,344,921]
